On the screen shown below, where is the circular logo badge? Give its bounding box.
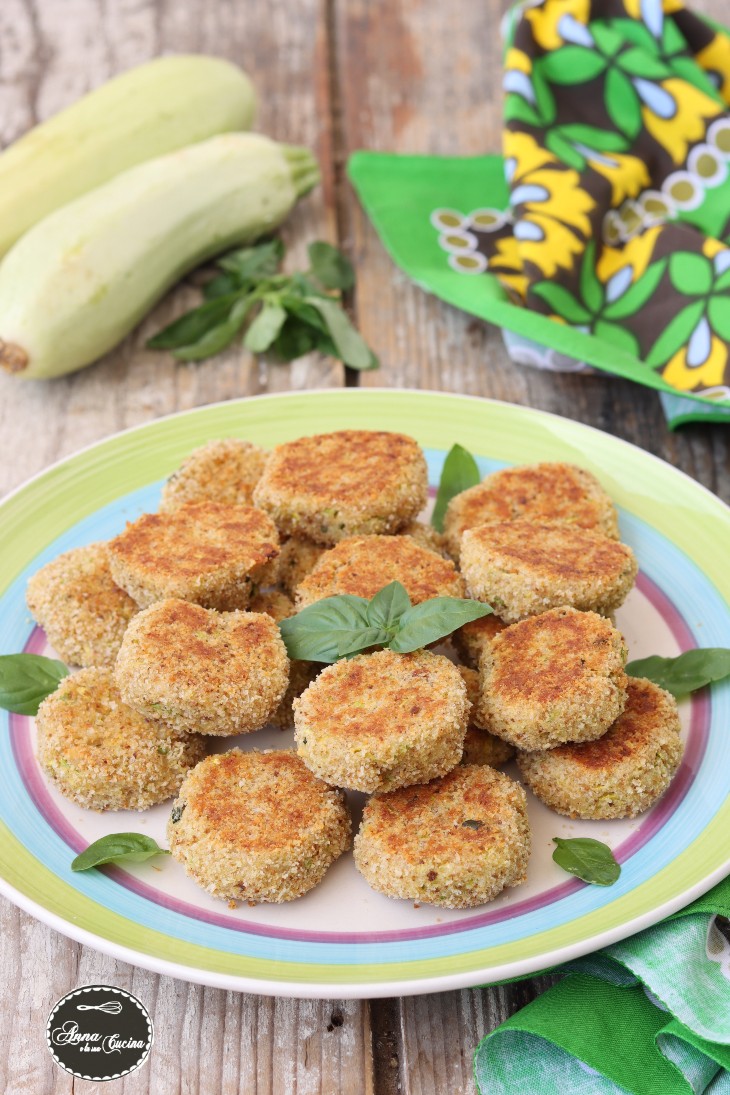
[46,985,153,1081]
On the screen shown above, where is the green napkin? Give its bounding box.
[348,0,730,425]
[474,875,730,1094]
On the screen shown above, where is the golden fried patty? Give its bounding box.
[457,666,515,767]
[277,537,327,596]
[293,648,469,793]
[477,608,628,750]
[158,438,268,512]
[354,764,530,908]
[167,749,351,903]
[443,462,619,559]
[114,598,289,736]
[460,520,637,623]
[295,535,464,608]
[253,429,428,545]
[452,612,507,669]
[37,667,206,810]
[248,588,315,730]
[108,501,280,611]
[516,677,683,819]
[26,542,137,667]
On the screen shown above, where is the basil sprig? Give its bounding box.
[147,239,378,370]
[279,581,493,663]
[431,444,481,532]
[71,833,170,872]
[626,649,730,698]
[552,837,621,886]
[0,653,68,715]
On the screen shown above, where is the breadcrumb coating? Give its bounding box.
[115,599,289,736]
[516,677,683,819]
[108,501,280,611]
[444,462,619,560]
[295,535,464,608]
[354,765,530,908]
[158,439,268,512]
[477,608,628,750]
[37,667,206,810]
[27,542,137,666]
[460,520,637,623]
[457,666,515,767]
[253,430,428,545]
[167,750,351,903]
[294,649,469,793]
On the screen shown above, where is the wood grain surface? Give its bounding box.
[0,0,728,1092]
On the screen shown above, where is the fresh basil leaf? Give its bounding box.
[388,598,493,653]
[146,293,241,350]
[336,627,389,657]
[307,241,355,291]
[218,239,284,281]
[552,837,620,886]
[243,302,288,354]
[303,296,379,370]
[172,297,254,362]
[0,653,69,715]
[279,595,371,662]
[367,581,412,631]
[626,649,730,697]
[71,833,170,872]
[431,444,481,532]
[270,316,321,362]
[203,272,240,300]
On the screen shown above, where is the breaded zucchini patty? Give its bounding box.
[457,666,515,767]
[516,677,683,819]
[108,501,280,611]
[452,613,507,669]
[253,429,428,545]
[293,649,469,793]
[295,535,464,608]
[477,608,628,750]
[354,765,530,908]
[443,462,619,560]
[277,537,327,597]
[26,542,138,667]
[37,667,206,810]
[115,599,289,736]
[158,438,268,512]
[249,588,315,731]
[460,520,637,623]
[167,750,351,903]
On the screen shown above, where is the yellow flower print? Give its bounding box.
[504,131,595,278]
[524,0,590,52]
[491,236,530,301]
[504,48,532,76]
[662,332,729,391]
[641,79,723,165]
[588,151,651,206]
[702,236,727,261]
[596,226,662,283]
[695,33,730,106]
[622,0,682,18]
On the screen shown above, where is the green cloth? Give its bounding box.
[474,875,730,1094]
[348,0,730,424]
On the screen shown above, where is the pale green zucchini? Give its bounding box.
[0,55,256,257]
[0,133,319,379]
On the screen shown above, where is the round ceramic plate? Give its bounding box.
[1,389,729,999]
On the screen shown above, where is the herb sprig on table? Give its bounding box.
[278,581,494,663]
[147,239,379,370]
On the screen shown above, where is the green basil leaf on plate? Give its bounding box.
[431,444,481,532]
[552,837,620,886]
[72,833,170,872]
[366,581,412,631]
[387,597,493,653]
[279,594,371,662]
[0,653,69,715]
[626,649,730,697]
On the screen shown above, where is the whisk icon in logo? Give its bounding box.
[46,985,153,1081]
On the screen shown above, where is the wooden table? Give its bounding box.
[1,0,728,1090]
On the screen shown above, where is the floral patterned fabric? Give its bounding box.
[473,0,730,399]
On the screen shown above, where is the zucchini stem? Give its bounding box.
[282,146,321,198]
